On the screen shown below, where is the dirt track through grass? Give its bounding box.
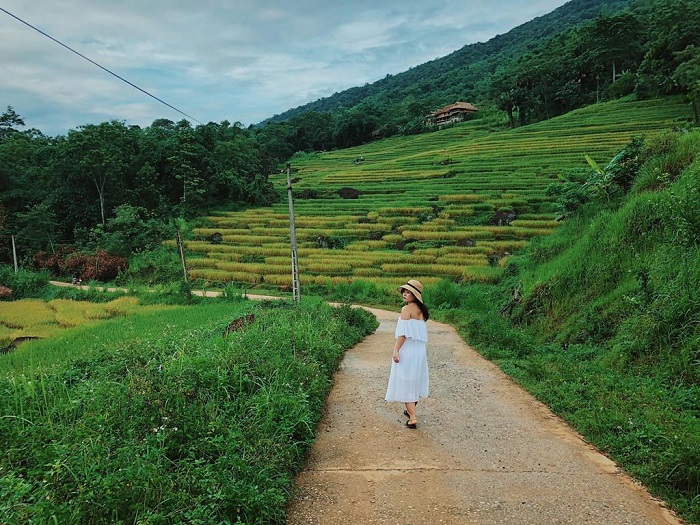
[286,308,682,525]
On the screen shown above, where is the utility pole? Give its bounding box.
[286,163,301,303]
[176,229,188,283]
[11,235,18,273]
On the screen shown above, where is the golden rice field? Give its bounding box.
[0,297,167,348]
[186,98,691,293]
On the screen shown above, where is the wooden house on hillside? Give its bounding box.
[427,102,478,126]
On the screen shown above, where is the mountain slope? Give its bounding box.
[264,0,634,123]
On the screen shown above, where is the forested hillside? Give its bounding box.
[260,0,699,147]
[264,0,635,122]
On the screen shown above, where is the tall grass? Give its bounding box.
[0,300,378,524]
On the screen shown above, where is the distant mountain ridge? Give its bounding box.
[263,0,634,123]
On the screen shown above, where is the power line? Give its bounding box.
[1,7,202,125]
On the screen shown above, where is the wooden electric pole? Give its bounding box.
[11,235,18,273]
[176,229,188,283]
[286,163,301,303]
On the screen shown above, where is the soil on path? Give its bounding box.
[286,307,683,525]
[49,280,280,301]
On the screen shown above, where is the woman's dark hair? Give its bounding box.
[417,301,430,321]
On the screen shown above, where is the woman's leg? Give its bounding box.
[405,401,417,423]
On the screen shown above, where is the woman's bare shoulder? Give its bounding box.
[400,303,423,320]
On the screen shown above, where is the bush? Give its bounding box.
[0,265,50,299]
[65,250,127,281]
[426,278,463,310]
[546,180,592,216]
[315,235,349,249]
[116,247,182,285]
[32,248,127,282]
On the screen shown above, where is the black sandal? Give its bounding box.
[405,420,417,429]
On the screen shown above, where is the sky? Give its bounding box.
[1,1,569,137]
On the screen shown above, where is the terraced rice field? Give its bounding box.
[186,98,691,292]
[0,297,145,348]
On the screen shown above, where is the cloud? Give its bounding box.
[0,1,568,136]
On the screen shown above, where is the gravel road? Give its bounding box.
[286,307,683,525]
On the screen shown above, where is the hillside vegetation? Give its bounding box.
[438,127,700,522]
[263,0,699,144]
[266,0,635,123]
[2,0,698,267]
[186,97,689,292]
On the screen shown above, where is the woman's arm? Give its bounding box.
[393,335,406,363]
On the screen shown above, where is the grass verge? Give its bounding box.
[0,299,378,524]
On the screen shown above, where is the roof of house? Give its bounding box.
[431,102,479,116]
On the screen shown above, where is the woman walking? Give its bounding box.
[385,279,430,428]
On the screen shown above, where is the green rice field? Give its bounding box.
[186,98,691,292]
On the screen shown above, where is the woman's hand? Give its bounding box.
[393,350,399,363]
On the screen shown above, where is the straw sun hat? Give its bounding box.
[398,279,423,304]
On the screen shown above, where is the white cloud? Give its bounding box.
[0,1,568,136]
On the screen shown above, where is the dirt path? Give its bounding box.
[286,307,683,525]
[49,280,281,301]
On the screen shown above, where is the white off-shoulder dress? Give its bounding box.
[385,317,429,402]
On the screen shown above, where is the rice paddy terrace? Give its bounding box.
[187,98,691,292]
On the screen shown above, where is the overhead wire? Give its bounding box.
[1,7,202,125]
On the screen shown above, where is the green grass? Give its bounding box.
[0,299,378,524]
[3,95,697,524]
[447,303,700,523]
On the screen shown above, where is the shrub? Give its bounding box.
[117,247,181,285]
[0,266,50,299]
[66,250,127,281]
[426,278,463,310]
[315,235,349,249]
[32,248,127,282]
[661,164,700,249]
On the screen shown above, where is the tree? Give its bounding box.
[489,70,518,128]
[255,123,296,171]
[332,108,378,148]
[0,129,54,236]
[0,106,25,143]
[15,202,57,254]
[635,0,700,98]
[577,12,644,86]
[287,111,335,152]
[671,46,700,123]
[169,121,207,218]
[60,121,140,226]
[87,204,171,256]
